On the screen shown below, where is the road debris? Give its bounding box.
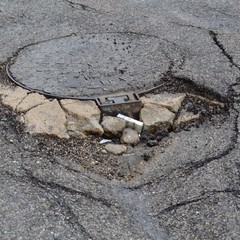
[117,113,143,134]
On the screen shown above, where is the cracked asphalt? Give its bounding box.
[1,0,240,239]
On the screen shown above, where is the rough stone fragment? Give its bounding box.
[121,128,140,146]
[140,104,175,132]
[1,87,28,110]
[101,116,126,137]
[147,140,158,147]
[141,93,186,113]
[105,143,127,155]
[60,99,103,136]
[16,92,48,112]
[174,110,200,128]
[24,99,69,139]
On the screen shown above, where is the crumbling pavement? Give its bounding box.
[0,0,240,239]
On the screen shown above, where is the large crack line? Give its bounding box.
[2,169,113,208]
[50,156,107,187]
[45,189,93,239]
[209,30,240,71]
[171,22,205,31]
[23,168,113,208]
[128,107,239,190]
[173,27,240,72]
[154,189,240,216]
[45,190,93,238]
[0,171,93,238]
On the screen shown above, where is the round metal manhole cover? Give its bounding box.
[8,33,179,99]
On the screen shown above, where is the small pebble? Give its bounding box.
[143,151,153,161]
[101,149,108,154]
[147,140,158,147]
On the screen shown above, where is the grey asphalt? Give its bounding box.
[1,0,240,239]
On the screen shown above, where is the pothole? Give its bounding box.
[0,32,230,182]
[0,70,228,182]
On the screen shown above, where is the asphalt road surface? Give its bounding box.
[1,1,240,239]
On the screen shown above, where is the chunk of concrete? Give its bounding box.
[174,110,200,128]
[140,104,176,132]
[1,86,28,110]
[121,128,140,146]
[105,143,127,155]
[16,92,48,112]
[101,116,126,137]
[24,99,69,138]
[60,99,103,136]
[141,93,186,113]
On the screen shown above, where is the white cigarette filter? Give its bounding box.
[117,114,143,134]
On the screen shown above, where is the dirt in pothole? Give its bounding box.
[0,71,229,182]
[174,95,227,131]
[0,91,228,182]
[0,104,148,181]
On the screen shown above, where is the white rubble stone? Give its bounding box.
[174,110,200,128]
[60,99,103,136]
[140,104,176,132]
[24,99,69,139]
[101,116,126,137]
[16,92,48,112]
[105,143,127,155]
[121,128,140,146]
[141,93,186,113]
[1,86,28,110]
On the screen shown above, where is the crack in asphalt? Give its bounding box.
[1,169,160,239]
[130,124,238,190]
[50,156,108,188]
[209,30,240,71]
[128,67,239,189]
[64,0,98,12]
[155,189,240,216]
[1,2,240,239]
[183,113,238,172]
[126,106,238,190]
[171,22,206,31]
[1,20,240,240]
[44,189,94,239]
[24,168,114,208]
[49,196,94,239]
[0,170,93,239]
[1,169,113,208]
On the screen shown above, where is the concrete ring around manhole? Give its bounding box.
[7,32,180,99]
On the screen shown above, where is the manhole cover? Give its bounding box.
[8,33,178,99]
